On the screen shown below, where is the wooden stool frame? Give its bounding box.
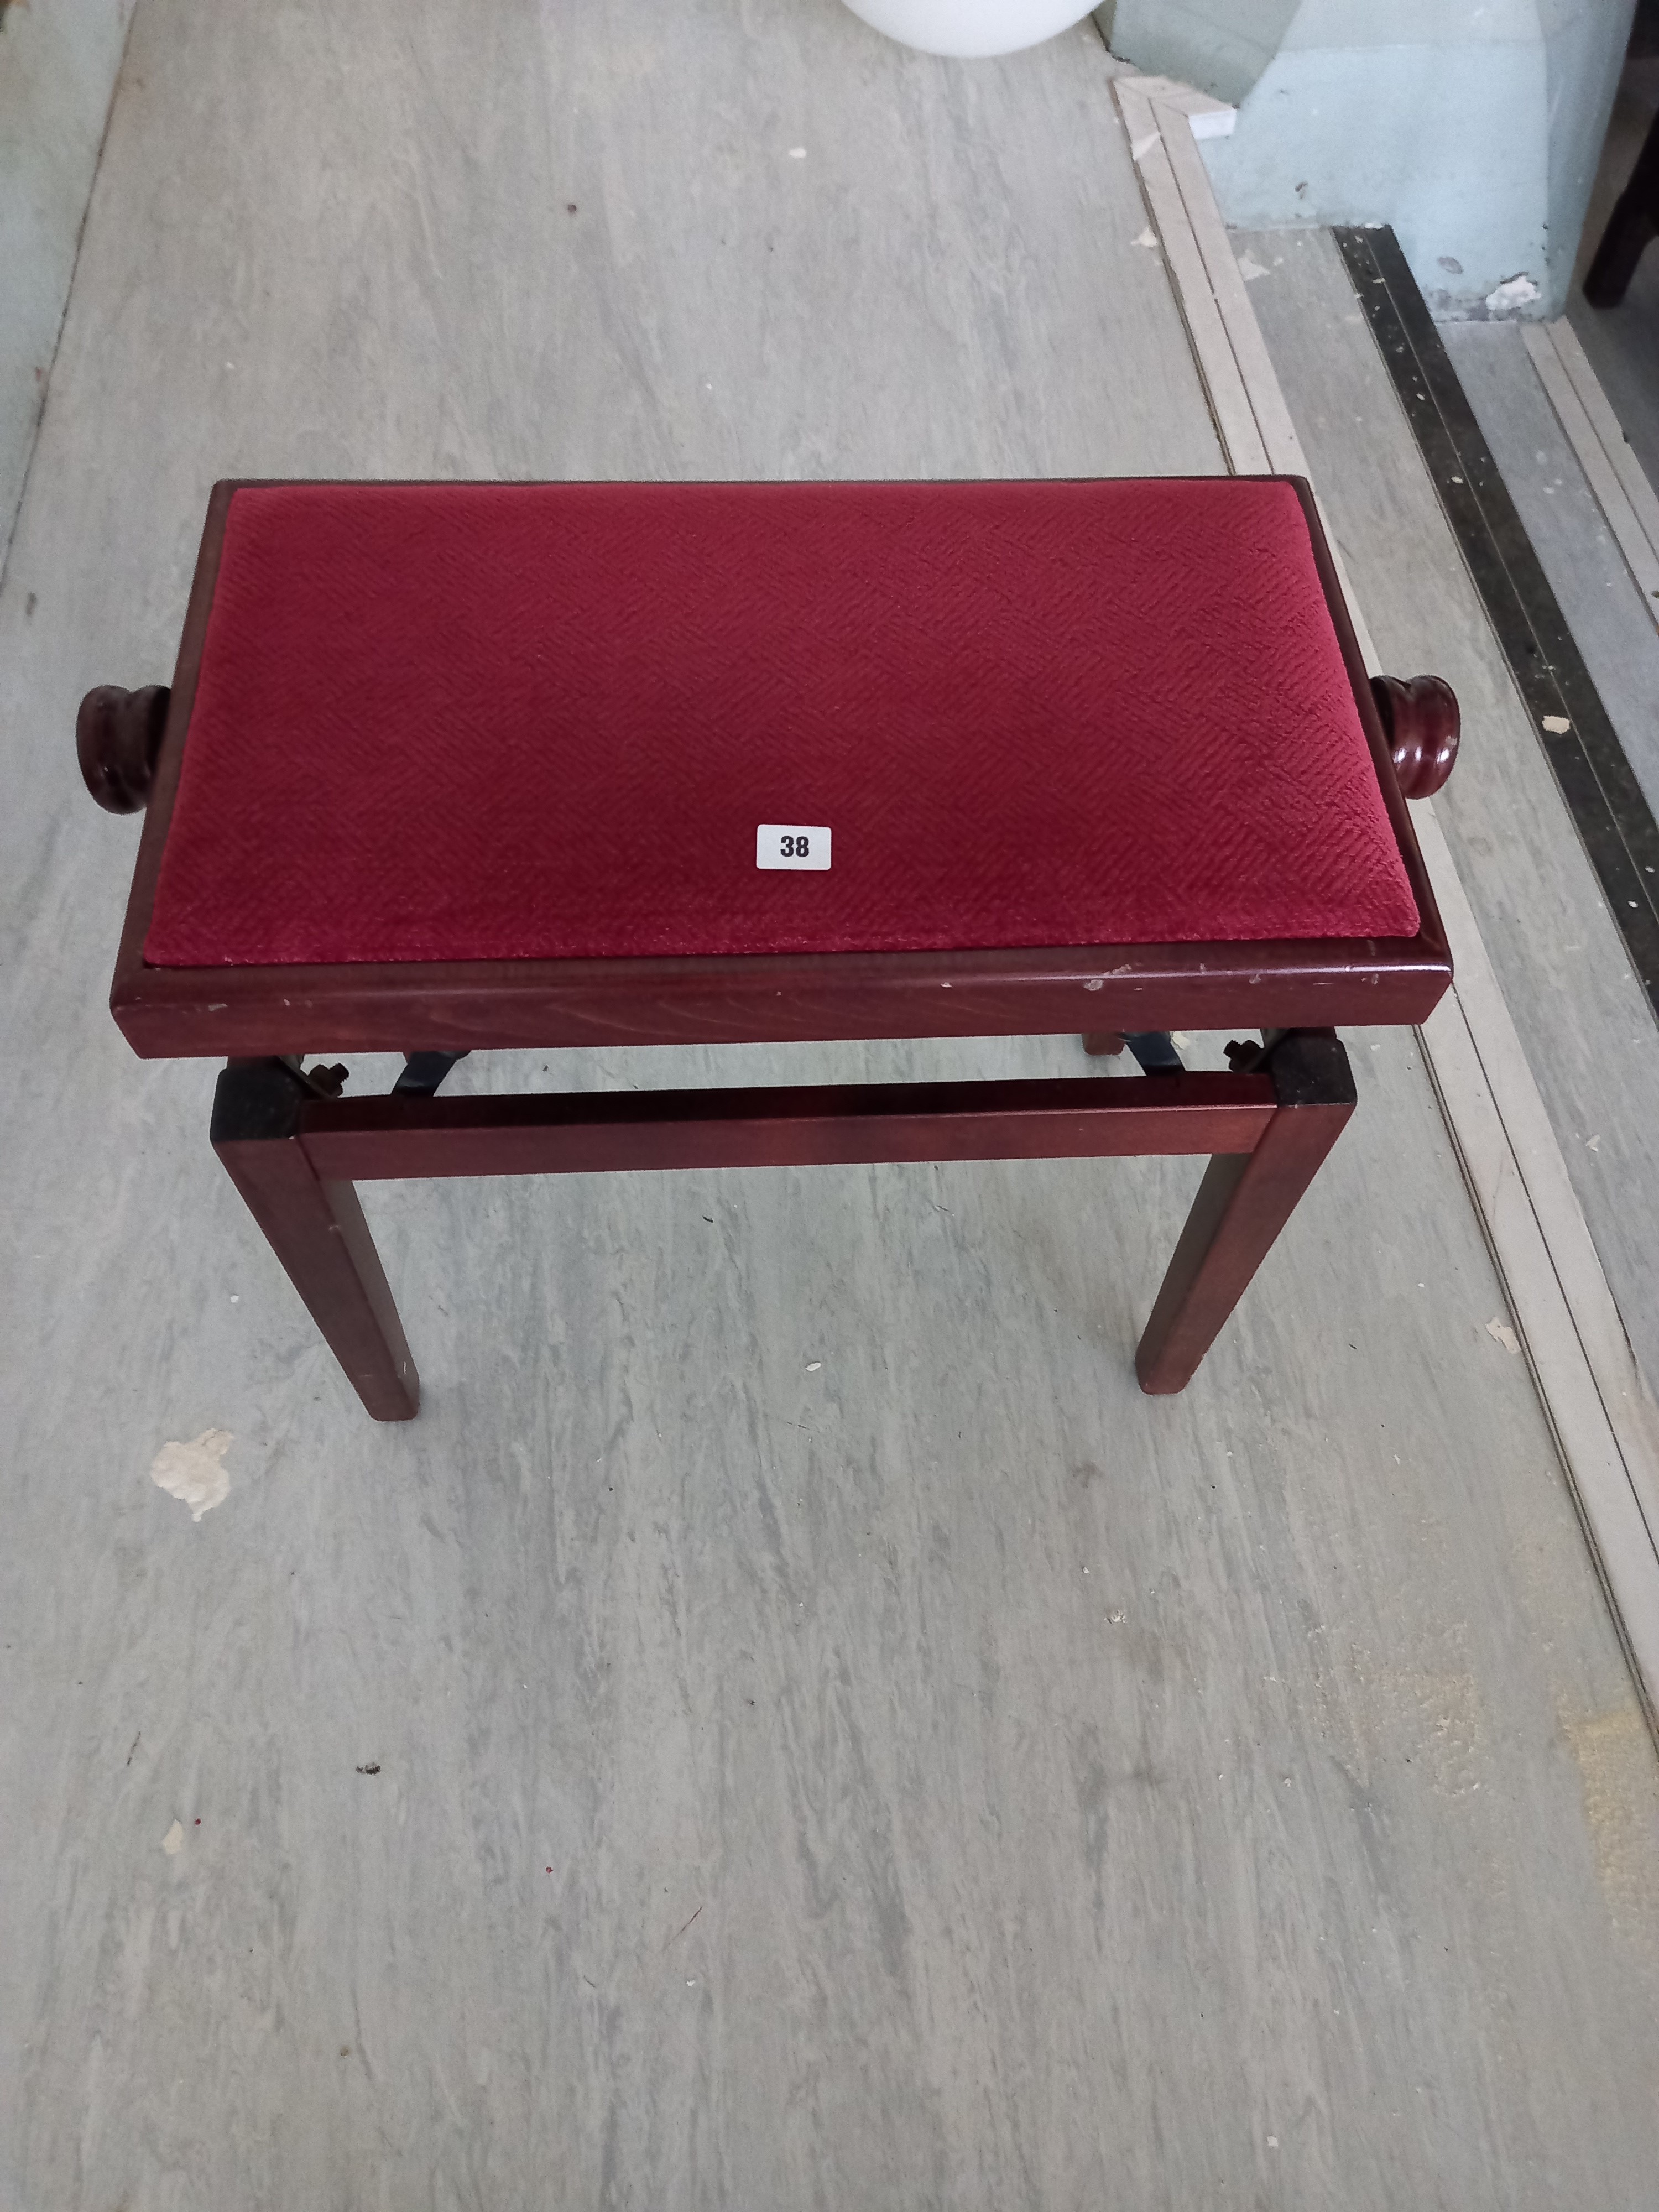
[85,477,1457,1420]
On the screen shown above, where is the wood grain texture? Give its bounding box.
[3,8,1659,2208]
[294,1071,1279,1182]
[232,1066,1293,1417]
[75,680,170,813]
[212,1058,421,1421]
[1371,674,1460,800]
[1136,1029,1355,1392]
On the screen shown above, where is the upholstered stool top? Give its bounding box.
[142,477,1418,969]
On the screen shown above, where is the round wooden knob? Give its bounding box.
[1370,674,1459,799]
[76,685,171,813]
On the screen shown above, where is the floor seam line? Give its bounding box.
[0,0,142,597]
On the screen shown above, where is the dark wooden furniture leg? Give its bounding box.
[211,1058,420,1421]
[1584,106,1659,307]
[206,1050,1354,1415]
[1135,1030,1356,1395]
[204,1041,1350,1416]
[217,1061,1286,1415]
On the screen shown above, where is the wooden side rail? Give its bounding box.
[293,1073,1280,1181]
[210,1035,1355,1421]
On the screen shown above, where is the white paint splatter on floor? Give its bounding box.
[149,1430,233,1521]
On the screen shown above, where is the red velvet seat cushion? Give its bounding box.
[144,478,1418,968]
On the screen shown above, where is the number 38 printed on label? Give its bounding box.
[756,823,832,871]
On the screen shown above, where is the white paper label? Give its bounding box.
[756,823,831,870]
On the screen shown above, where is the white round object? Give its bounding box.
[841,0,1098,59]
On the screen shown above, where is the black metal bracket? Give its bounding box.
[1124,1031,1185,1074]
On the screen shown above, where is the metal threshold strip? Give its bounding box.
[1335,222,1659,1017]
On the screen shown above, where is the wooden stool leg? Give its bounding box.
[211,1059,420,1421]
[1135,1030,1355,1394]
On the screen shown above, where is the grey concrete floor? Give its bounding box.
[0,0,134,573]
[1242,225,1659,1446]
[4,6,1659,2208]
